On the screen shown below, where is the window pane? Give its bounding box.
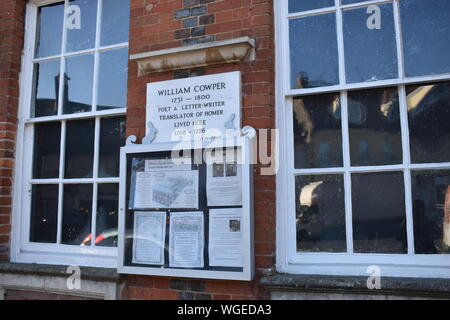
[101,0,130,46]
[342,0,369,4]
[62,184,93,245]
[401,0,450,77]
[99,117,126,177]
[348,87,402,166]
[65,119,95,179]
[407,82,450,164]
[412,170,450,254]
[290,14,339,89]
[293,94,343,168]
[35,3,64,58]
[32,60,60,118]
[288,0,334,13]
[96,184,119,247]
[352,172,407,254]
[66,0,98,53]
[33,122,61,179]
[30,185,58,243]
[295,175,346,252]
[343,4,397,83]
[63,54,94,114]
[97,48,128,110]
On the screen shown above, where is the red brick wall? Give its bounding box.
[125,0,275,300]
[0,0,26,262]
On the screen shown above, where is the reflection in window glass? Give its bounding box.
[407,82,450,164]
[63,54,94,114]
[343,4,397,83]
[32,60,60,118]
[289,14,339,89]
[348,87,402,166]
[33,122,61,179]
[293,94,342,168]
[66,0,98,53]
[99,117,126,177]
[65,119,95,179]
[35,3,64,58]
[342,0,369,4]
[295,175,346,252]
[101,0,130,46]
[62,184,93,245]
[96,184,119,247]
[352,172,407,254]
[30,185,58,243]
[401,0,450,77]
[412,170,450,254]
[98,48,128,110]
[288,0,334,13]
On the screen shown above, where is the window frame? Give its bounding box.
[11,0,129,268]
[275,0,450,278]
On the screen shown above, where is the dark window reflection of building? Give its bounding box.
[412,170,450,254]
[293,93,343,169]
[295,175,346,252]
[408,81,450,164]
[348,88,402,166]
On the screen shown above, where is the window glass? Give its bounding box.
[293,93,343,168]
[352,172,407,254]
[401,0,450,77]
[33,122,61,179]
[289,13,339,89]
[343,3,397,83]
[63,54,94,114]
[288,0,334,13]
[412,170,450,254]
[66,0,98,53]
[99,117,126,177]
[295,175,346,252]
[65,119,95,179]
[407,81,450,164]
[62,184,93,245]
[32,60,60,118]
[97,48,128,110]
[101,0,130,46]
[35,3,64,58]
[30,185,59,243]
[348,87,402,166]
[96,184,119,247]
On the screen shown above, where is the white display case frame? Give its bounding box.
[117,129,255,281]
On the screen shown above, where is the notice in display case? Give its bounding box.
[169,211,204,268]
[209,208,243,268]
[131,158,199,210]
[206,150,242,207]
[132,211,166,265]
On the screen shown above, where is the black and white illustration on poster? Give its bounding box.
[132,159,199,209]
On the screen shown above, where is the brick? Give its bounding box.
[182,17,198,28]
[199,14,215,25]
[175,8,190,19]
[191,25,206,37]
[191,6,206,16]
[184,0,200,7]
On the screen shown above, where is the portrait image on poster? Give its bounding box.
[132,212,166,265]
[169,211,204,268]
[131,158,199,209]
[209,208,243,267]
[206,149,242,206]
